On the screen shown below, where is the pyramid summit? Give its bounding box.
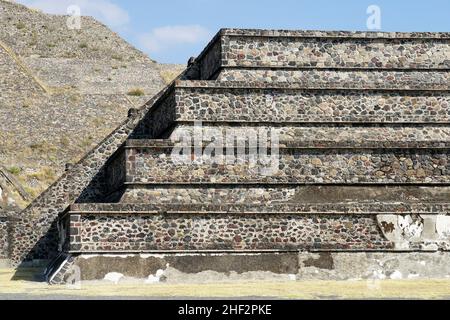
[1,28,450,282]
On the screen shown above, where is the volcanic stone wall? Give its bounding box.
[125,145,449,184]
[223,35,449,69]
[105,150,126,196]
[0,45,44,106]
[128,81,450,132]
[216,69,450,89]
[0,217,9,259]
[60,197,450,256]
[189,29,450,80]
[174,84,450,124]
[63,211,392,252]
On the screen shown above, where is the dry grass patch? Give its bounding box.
[160,69,183,84]
[127,88,145,97]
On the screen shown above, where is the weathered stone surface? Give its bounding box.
[298,252,450,280]
[74,253,299,281]
[144,82,450,124]
[7,28,450,284]
[217,69,450,89]
[49,251,450,283]
[187,29,450,79]
[0,217,9,259]
[126,145,449,184]
[377,214,450,250]
[62,211,391,252]
[134,186,449,206]
[9,86,174,265]
[0,0,184,210]
[69,201,450,216]
[170,125,450,148]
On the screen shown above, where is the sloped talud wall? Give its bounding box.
[0,217,9,259]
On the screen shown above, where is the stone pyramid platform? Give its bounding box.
[4,29,450,283]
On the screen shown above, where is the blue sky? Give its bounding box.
[18,0,450,64]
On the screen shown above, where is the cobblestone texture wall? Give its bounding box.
[0,217,9,259]
[187,30,450,81]
[222,30,449,68]
[0,45,44,104]
[126,147,449,184]
[66,213,392,252]
[170,125,450,148]
[216,69,450,89]
[175,86,450,123]
[224,37,449,69]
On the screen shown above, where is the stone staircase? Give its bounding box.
[41,29,450,282]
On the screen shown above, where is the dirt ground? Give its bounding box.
[1,268,449,300]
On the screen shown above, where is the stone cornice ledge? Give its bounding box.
[220,28,450,40]
[174,80,450,91]
[68,202,450,216]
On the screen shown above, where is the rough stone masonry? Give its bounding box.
[4,29,450,283]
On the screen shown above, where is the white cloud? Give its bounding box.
[138,25,212,53]
[17,0,129,27]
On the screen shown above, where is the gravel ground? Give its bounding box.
[1,269,449,300]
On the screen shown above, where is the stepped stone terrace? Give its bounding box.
[2,29,450,283]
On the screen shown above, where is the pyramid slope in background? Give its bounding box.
[0,0,184,211]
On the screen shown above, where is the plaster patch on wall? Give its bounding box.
[398,215,423,241]
[436,215,450,238]
[104,272,124,284]
[377,215,409,249]
[371,270,387,280]
[390,270,403,280]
